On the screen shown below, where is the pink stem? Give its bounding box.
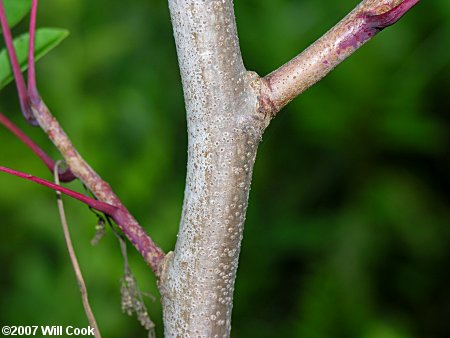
[0,0,37,125]
[0,165,119,220]
[0,112,76,182]
[28,0,39,102]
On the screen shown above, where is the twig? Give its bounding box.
[259,0,420,116]
[29,85,165,275]
[53,161,101,338]
[27,0,165,273]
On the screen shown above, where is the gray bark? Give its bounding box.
[160,0,269,336]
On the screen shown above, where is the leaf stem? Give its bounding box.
[0,0,37,124]
[0,112,76,182]
[0,165,118,218]
[28,0,39,102]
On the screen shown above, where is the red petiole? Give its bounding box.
[0,165,123,223]
[0,0,36,124]
[0,112,76,182]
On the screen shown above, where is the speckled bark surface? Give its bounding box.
[162,0,269,336]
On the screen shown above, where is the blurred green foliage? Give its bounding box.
[0,0,448,337]
[0,28,69,89]
[0,0,30,34]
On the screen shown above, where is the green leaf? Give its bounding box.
[0,28,69,90]
[0,0,31,33]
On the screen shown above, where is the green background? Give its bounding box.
[1,0,449,337]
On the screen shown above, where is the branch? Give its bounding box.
[28,101,165,275]
[29,0,165,274]
[259,0,420,116]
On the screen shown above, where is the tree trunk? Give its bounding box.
[160,0,269,336]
